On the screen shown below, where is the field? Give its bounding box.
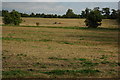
[20,18,118,28]
[2,18,120,78]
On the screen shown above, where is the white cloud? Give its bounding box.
[2,2,68,14]
[2,2,118,15]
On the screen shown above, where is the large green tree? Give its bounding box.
[85,9,102,28]
[3,10,22,25]
[2,10,13,25]
[10,10,22,25]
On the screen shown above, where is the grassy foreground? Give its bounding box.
[2,25,119,78]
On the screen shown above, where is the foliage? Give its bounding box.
[2,7,119,19]
[30,12,35,17]
[2,10,13,25]
[81,8,91,18]
[3,70,31,77]
[111,9,117,19]
[102,8,110,19]
[10,10,22,25]
[117,10,120,24]
[3,10,22,25]
[64,9,78,18]
[40,69,100,75]
[85,8,102,28]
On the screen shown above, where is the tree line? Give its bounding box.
[2,7,120,28]
[1,7,119,19]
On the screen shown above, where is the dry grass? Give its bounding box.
[2,25,119,78]
[20,18,118,28]
[0,17,118,28]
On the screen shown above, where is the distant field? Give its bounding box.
[0,17,118,28]
[2,25,119,78]
[20,17,118,28]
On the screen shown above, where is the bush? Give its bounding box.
[3,10,22,25]
[85,10,102,28]
[36,22,39,26]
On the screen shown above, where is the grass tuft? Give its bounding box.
[48,57,68,60]
[74,58,87,61]
[81,61,99,67]
[2,70,31,78]
[40,69,100,75]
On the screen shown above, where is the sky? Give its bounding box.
[2,0,120,2]
[2,1,119,15]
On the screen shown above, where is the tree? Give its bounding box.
[20,13,30,17]
[30,12,35,17]
[111,9,117,19]
[117,10,120,24]
[3,10,22,25]
[85,8,90,17]
[93,7,100,11]
[102,8,110,19]
[81,8,91,18]
[85,9,102,28]
[35,13,41,17]
[41,13,45,18]
[54,14,58,18]
[81,11,86,18]
[3,10,13,25]
[64,9,77,18]
[10,10,22,25]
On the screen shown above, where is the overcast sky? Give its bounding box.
[2,1,119,15]
[2,0,120,2]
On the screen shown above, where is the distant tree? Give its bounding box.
[111,9,117,19]
[81,11,86,18]
[58,15,61,18]
[117,10,120,24]
[0,11,2,16]
[30,12,35,17]
[66,9,74,18]
[102,8,110,19]
[20,13,30,17]
[64,9,78,18]
[35,13,41,17]
[85,8,90,17]
[41,13,45,18]
[93,7,100,11]
[85,9,102,28]
[81,8,91,18]
[54,14,58,18]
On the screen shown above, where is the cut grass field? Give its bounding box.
[0,17,118,28]
[1,18,119,78]
[21,18,118,28]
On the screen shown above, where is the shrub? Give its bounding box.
[85,10,102,28]
[3,10,22,25]
[36,22,39,26]
[54,22,57,24]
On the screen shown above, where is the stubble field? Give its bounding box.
[2,18,119,78]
